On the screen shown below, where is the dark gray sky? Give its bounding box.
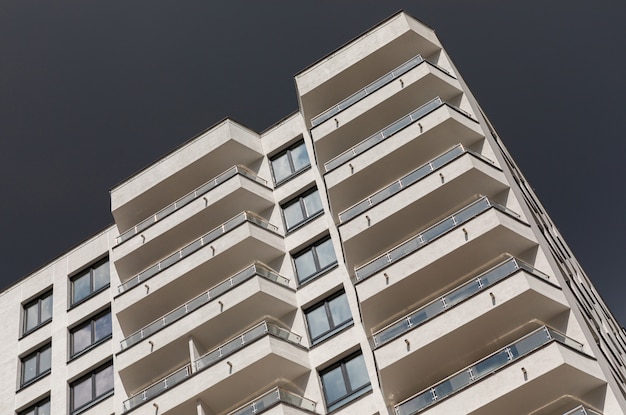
[1,1,625,325]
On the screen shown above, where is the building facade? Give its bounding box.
[2,11,626,415]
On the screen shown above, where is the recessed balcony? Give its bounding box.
[394,327,604,415]
[338,146,507,268]
[111,119,264,231]
[354,197,537,330]
[114,212,284,329]
[310,59,462,167]
[121,322,309,415]
[112,166,274,279]
[323,99,484,216]
[373,259,569,401]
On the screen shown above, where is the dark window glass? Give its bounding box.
[71,258,110,305]
[19,397,50,415]
[22,291,53,335]
[305,291,352,344]
[270,141,310,184]
[70,310,112,357]
[282,189,324,231]
[320,353,371,412]
[70,361,113,414]
[293,238,337,284]
[21,343,51,386]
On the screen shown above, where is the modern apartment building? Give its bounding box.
[2,10,626,415]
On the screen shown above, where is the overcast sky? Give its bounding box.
[1,1,625,325]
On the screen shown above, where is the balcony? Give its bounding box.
[394,327,603,415]
[353,197,537,330]
[111,119,264,231]
[323,99,484,216]
[338,146,507,268]
[310,60,462,167]
[561,406,602,415]
[114,212,284,329]
[122,322,309,415]
[373,259,569,401]
[224,388,317,415]
[113,166,274,278]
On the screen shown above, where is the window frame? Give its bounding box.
[305,291,353,346]
[69,309,112,359]
[18,396,50,415]
[69,257,110,308]
[281,188,324,232]
[69,361,114,415]
[21,290,53,337]
[319,351,372,412]
[269,140,311,186]
[20,343,52,389]
[292,237,338,285]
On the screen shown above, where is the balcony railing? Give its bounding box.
[226,387,317,415]
[116,165,268,245]
[119,263,290,350]
[122,321,302,412]
[354,197,522,282]
[394,326,585,415]
[338,144,496,223]
[117,212,279,294]
[562,406,603,415]
[324,97,475,173]
[373,257,552,346]
[311,55,455,127]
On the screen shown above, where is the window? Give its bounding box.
[270,140,310,184]
[305,291,352,345]
[19,397,50,415]
[282,189,324,231]
[320,352,371,412]
[71,258,110,306]
[70,361,114,414]
[70,310,112,358]
[22,290,53,335]
[293,238,337,284]
[21,343,51,387]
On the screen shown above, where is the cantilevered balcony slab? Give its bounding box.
[112,168,274,279]
[310,60,462,167]
[111,119,263,231]
[354,201,537,331]
[324,103,484,216]
[116,266,296,381]
[374,269,568,402]
[296,12,443,125]
[122,324,309,415]
[339,149,507,269]
[394,340,605,415]
[114,214,284,331]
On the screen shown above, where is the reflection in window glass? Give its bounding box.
[23,291,53,335]
[270,141,310,184]
[305,291,352,344]
[320,353,371,412]
[71,258,110,305]
[21,343,51,386]
[282,189,324,231]
[71,310,112,357]
[293,238,337,284]
[19,397,50,415]
[70,361,114,413]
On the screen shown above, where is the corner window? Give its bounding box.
[320,352,371,412]
[293,238,337,284]
[270,140,310,185]
[22,290,53,335]
[282,188,324,231]
[18,397,50,415]
[20,343,51,387]
[71,258,110,306]
[70,361,114,414]
[70,310,112,358]
[305,291,352,345]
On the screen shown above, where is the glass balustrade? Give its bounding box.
[373,257,552,346]
[119,263,290,350]
[395,326,585,415]
[117,212,279,294]
[311,55,455,127]
[122,321,302,412]
[354,197,521,282]
[226,387,317,415]
[338,145,497,223]
[562,406,602,415]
